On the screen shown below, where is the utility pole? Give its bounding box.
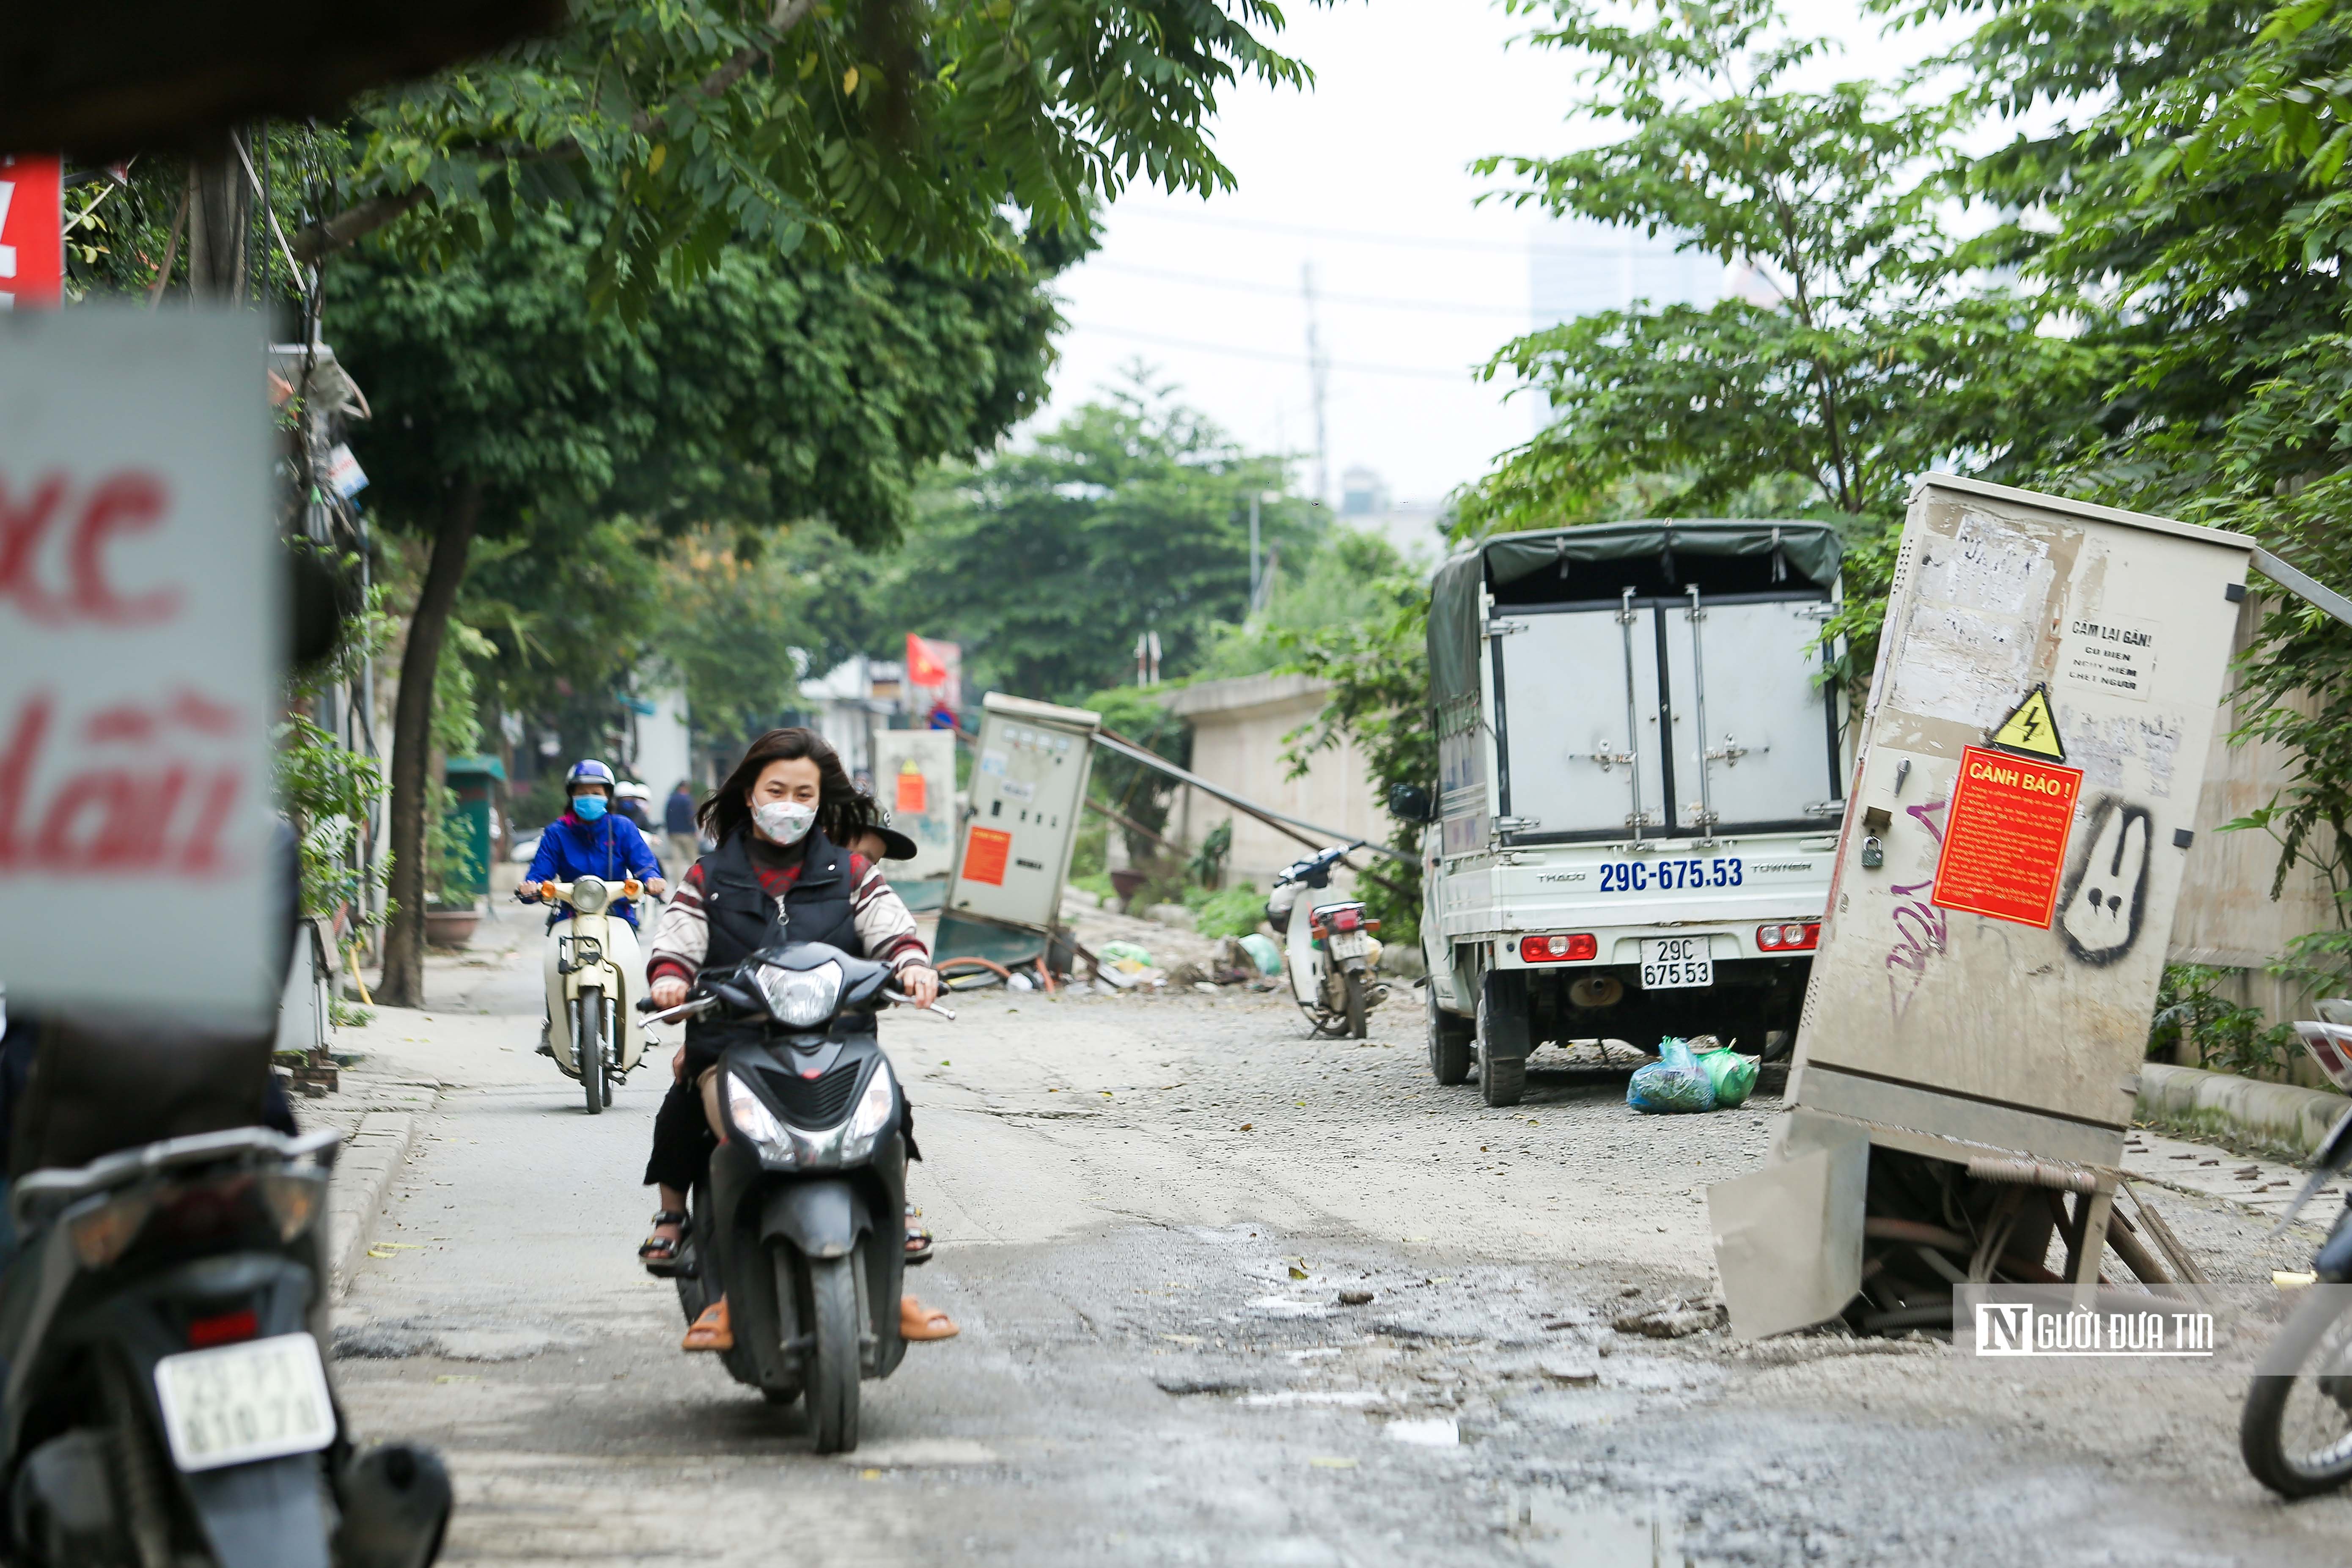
[1248,492,1261,612]
[1302,261,1330,509]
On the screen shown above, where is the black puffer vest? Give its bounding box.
[686,825,862,1060]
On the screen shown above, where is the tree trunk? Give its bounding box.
[184,140,251,301]
[377,485,484,1008]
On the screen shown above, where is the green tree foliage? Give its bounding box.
[1465,0,2094,665]
[320,0,1318,309]
[893,373,1312,702]
[1922,0,2352,960]
[334,202,1067,999]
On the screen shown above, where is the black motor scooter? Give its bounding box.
[0,1125,451,1567]
[642,940,952,1453]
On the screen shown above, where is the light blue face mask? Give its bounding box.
[573,794,608,822]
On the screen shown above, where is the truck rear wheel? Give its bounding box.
[1476,972,1530,1108]
[1427,989,1473,1085]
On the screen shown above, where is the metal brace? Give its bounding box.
[1494,816,1539,834]
[1482,616,1528,639]
[1590,742,1635,773]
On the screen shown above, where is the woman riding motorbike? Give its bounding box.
[519,759,667,1056]
[640,729,956,1349]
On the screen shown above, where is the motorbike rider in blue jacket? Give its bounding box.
[519,759,669,925]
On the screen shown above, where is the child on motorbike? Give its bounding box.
[639,730,957,1349]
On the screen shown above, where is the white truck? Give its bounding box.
[1407,521,1853,1107]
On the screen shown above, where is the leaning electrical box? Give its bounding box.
[1712,474,2253,1336]
[935,692,1099,969]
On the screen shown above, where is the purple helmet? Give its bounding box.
[565,758,616,796]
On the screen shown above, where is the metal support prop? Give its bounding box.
[2254,546,2352,629]
[1089,730,1412,865]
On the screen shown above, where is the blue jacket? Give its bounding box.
[525,811,665,927]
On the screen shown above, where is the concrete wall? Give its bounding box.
[2166,596,2340,1072]
[1159,672,1397,893]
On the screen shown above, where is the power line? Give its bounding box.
[1114,204,1662,258]
[1085,258,1530,319]
[1066,321,1490,383]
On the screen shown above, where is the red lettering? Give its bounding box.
[0,695,243,876]
[0,476,66,621]
[176,769,241,873]
[0,695,49,862]
[70,474,178,625]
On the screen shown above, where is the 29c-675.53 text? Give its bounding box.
[1598,858,1741,893]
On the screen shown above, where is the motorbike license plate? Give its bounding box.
[1639,937,1713,990]
[1327,932,1370,961]
[152,1333,336,1472]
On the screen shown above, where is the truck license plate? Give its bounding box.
[1640,937,1712,990]
[153,1333,336,1473]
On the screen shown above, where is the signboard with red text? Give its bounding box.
[0,156,62,310]
[0,309,275,1017]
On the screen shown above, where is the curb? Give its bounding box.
[328,1107,428,1295]
[2138,1063,2347,1161]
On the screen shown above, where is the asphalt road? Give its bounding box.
[331,930,2352,1567]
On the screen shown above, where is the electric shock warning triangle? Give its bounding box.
[1989,683,2065,761]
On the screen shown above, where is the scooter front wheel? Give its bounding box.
[798,1249,862,1454]
[1343,969,1368,1039]
[576,988,606,1116]
[2244,1281,2352,1496]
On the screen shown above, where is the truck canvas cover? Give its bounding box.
[1430,520,1844,849]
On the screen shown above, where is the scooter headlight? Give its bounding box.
[755,961,843,1028]
[570,876,611,915]
[725,1072,795,1166]
[840,1058,898,1162]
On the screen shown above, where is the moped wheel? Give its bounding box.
[1343,969,1368,1039]
[577,988,606,1116]
[802,1252,862,1453]
[2244,1283,2352,1496]
[1427,988,1473,1085]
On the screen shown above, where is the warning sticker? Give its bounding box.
[2058,614,2159,703]
[1931,746,2084,928]
[962,826,1012,887]
[1988,684,2066,761]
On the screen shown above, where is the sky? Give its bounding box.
[1030,0,1962,511]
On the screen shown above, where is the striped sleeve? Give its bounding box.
[646,860,709,986]
[849,860,929,971]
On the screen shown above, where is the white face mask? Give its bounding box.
[753,799,817,846]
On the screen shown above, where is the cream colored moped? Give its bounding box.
[539,874,646,1114]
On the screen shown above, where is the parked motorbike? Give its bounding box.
[1267,843,1387,1040]
[2242,1101,2352,1497]
[0,1126,451,1567]
[640,940,952,1453]
[532,874,646,1115]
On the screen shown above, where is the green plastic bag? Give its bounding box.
[1628,1037,1717,1113]
[1698,1047,1760,1108]
[1098,940,1154,968]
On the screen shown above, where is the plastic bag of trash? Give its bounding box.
[1627,1037,1717,1114]
[1099,940,1154,969]
[1696,1046,1759,1108]
[1237,932,1282,976]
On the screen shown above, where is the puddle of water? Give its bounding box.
[1239,1389,1387,1409]
[1385,1416,1459,1446]
[1521,1494,1690,1568]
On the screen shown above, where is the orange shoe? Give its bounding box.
[683,1298,733,1352]
[901,1295,959,1341]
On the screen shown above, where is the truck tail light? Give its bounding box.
[1519,933,1597,963]
[1757,922,1819,952]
